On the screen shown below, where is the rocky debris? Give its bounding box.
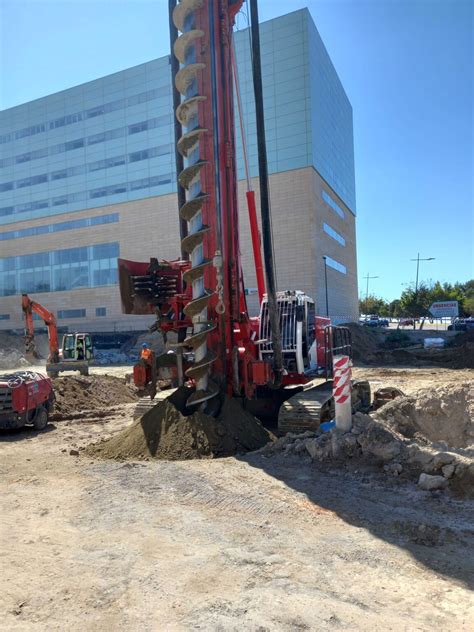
[375,383,474,448]
[87,389,274,461]
[51,375,138,419]
[442,464,455,479]
[418,473,448,491]
[261,406,474,497]
[0,348,29,370]
[120,331,165,356]
[384,462,403,477]
[92,349,133,365]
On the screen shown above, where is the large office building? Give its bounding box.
[0,8,358,332]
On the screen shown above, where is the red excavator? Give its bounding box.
[119,0,370,430]
[22,294,93,378]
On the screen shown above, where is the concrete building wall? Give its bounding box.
[0,9,359,332]
[0,166,357,330]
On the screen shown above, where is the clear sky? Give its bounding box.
[0,0,472,301]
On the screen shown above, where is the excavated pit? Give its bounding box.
[87,387,274,461]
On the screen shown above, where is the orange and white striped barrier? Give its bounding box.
[333,355,352,431]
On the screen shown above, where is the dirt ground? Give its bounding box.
[1,365,474,630]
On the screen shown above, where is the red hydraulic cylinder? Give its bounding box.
[246,190,266,304]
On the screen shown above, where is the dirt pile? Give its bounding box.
[375,383,474,448]
[88,390,274,460]
[340,323,385,364]
[261,384,474,497]
[52,375,138,417]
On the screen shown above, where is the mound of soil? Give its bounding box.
[375,383,474,449]
[52,375,138,416]
[340,323,385,364]
[88,389,274,460]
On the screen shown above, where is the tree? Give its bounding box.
[359,294,389,316]
[357,279,474,320]
[400,280,472,318]
[388,299,402,318]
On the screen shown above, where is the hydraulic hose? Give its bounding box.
[249,0,283,386]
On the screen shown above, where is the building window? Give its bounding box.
[58,309,86,319]
[96,307,106,317]
[0,86,169,147]
[322,190,345,219]
[0,314,10,320]
[0,242,119,296]
[323,223,345,246]
[324,256,347,275]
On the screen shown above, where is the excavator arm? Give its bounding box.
[21,294,60,364]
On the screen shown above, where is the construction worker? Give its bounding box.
[76,338,84,360]
[140,342,153,365]
[140,342,156,392]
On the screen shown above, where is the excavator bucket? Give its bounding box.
[118,258,156,315]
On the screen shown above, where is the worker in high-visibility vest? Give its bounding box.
[140,342,153,364]
[140,342,155,387]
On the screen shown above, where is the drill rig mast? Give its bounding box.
[119,0,370,429]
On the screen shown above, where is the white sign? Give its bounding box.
[429,301,459,318]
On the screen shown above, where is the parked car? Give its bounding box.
[362,316,389,328]
[447,317,474,332]
[399,318,414,327]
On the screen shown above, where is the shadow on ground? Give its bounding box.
[240,452,474,589]
[0,423,56,442]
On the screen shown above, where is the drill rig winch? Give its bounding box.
[119,0,370,431]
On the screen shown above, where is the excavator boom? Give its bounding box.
[21,294,93,377]
[22,294,60,363]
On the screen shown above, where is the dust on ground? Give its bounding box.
[1,402,473,629]
[1,364,474,628]
[88,388,273,460]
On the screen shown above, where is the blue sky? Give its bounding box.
[0,0,472,301]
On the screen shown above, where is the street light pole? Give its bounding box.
[410,253,435,329]
[322,256,329,317]
[411,252,435,297]
[363,273,379,314]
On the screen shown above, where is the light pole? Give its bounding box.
[363,273,379,315]
[410,253,435,328]
[411,253,435,298]
[322,256,329,317]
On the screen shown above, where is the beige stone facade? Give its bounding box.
[0,166,358,331]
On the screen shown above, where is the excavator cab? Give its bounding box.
[46,333,94,378]
[61,333,93,362]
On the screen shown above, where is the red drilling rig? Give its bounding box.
[119,0,370,431]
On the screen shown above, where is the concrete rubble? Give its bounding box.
[260,384,474,498]
[0,348,29,370]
